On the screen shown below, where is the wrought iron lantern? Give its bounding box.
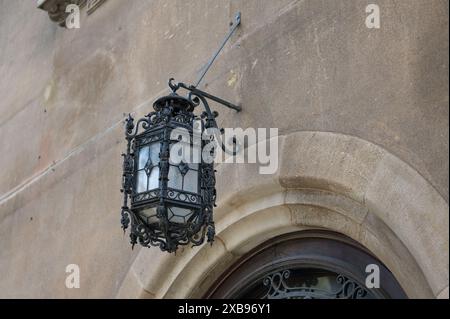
[120,13,241,253]
[120,80,241,252]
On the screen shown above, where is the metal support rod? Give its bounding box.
[194,12,241,88]
[168,79,239,155]
[178,82,242,112]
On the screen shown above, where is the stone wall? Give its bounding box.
[0,0,448,298]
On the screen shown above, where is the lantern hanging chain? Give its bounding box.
[194,12,241,88]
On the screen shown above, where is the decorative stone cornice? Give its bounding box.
[37,0,87,27]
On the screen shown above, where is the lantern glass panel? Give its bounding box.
[168,165,182,189]
[168,143,200,193]
[136,142,160,193]
[148,166,160,189]
[138,207,159,225]
[168,206,194,224]
[136,170,147,193]
[138,146,149,169]
[183,168,198,193]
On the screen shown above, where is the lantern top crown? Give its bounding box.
[152,92,195,113]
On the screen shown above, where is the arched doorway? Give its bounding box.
[205,231,407,299]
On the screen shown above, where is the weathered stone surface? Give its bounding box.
[360,212,434,298]
[285,188,368,224]
[437,286,449,299]
[279,131,385,203]
[0,123,140,298]
[161,239,231,299]
[364,151,449,296]
[116,268,154,299]
[218,205,295,256]
[1,0,448,201]
[0,0,447,298]
[214,135,285,222]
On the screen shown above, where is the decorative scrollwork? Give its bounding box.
[132,190,160,202]
[166,189,200,204]
[168,78,180,93]
[173,112,196,125]
[120,82,217,253]
[125,116,150,139]
[121,153,134,194]
[124,108,195,141]
[122,205,210,253]
[120,208,130,231]
[262,270,373,299]
[206,220,215,244]
[335,274,368,299]
[136,133,164,147]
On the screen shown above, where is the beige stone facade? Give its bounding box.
[0,0,448,298]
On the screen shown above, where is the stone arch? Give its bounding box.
[205,230,408,299]
[116,131,448,299]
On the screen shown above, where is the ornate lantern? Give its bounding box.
[120,80,241,252]
[120,13,241,253]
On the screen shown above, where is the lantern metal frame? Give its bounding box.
[120,12,241,253]
[120,79,240,252]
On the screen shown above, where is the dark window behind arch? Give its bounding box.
[205,231,407,299]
